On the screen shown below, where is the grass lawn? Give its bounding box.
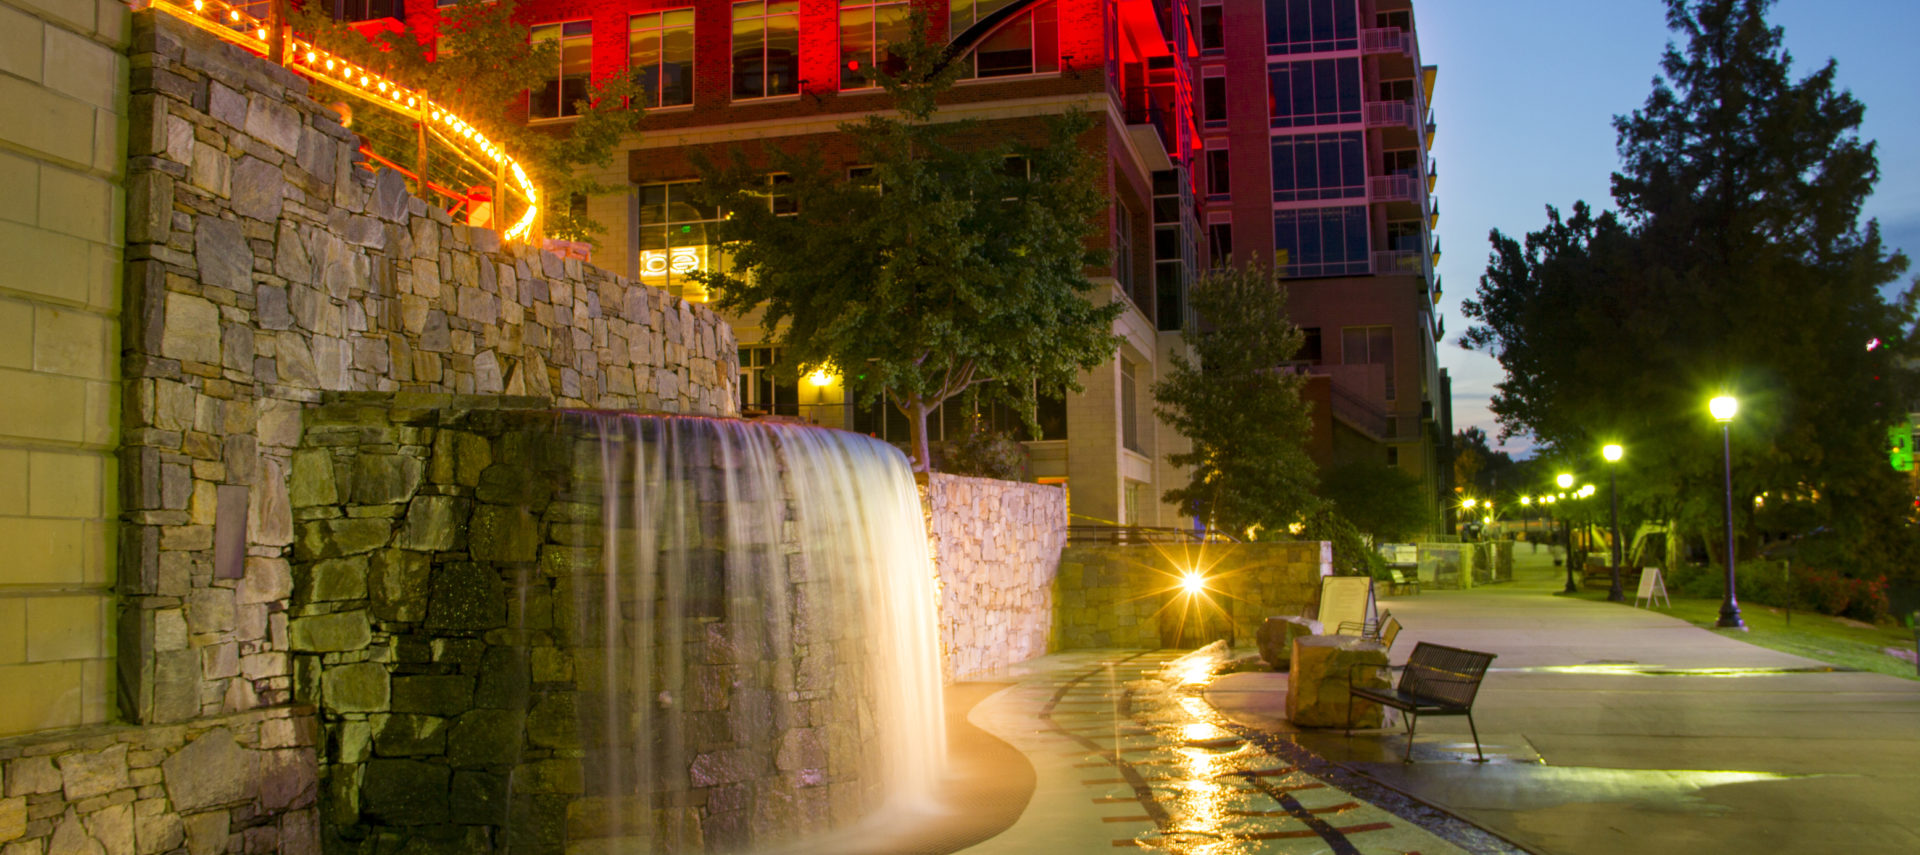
[1561,586,1919,679]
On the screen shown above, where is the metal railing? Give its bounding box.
[1370,173,1418,204]
[142,0,540,243]
[1066,525,1239,545]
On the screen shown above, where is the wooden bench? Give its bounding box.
[1346,641,1497,763]
[1386,567,1420,596]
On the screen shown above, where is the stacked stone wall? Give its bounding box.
[292,398,881,854]
[0,706,318,854]
[920,474,1067,682]
[114,11,736,737]
[1053,543,1331,649]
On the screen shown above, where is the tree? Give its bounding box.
[1452,426,1517,498]
[1319,460,1428,543]
[689,16,1121,471]
[288,0,642,241]
[1153,262,1320,538]
[1462,0,1915,571]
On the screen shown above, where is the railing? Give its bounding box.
[1370,173,1418,204]
[1066,525,1239,545]
[141,0,540,243]
[1371,249,1428,279]
[1361,27,1414,58]
[1365,99,1418,132]
[1325,380,1395,439]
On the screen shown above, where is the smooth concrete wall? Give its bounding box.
[0,0,130,737]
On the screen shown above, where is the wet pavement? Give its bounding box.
[955,649,1509,854]
[1207,548,1920,855]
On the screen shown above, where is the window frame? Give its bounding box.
[838,0,911,90]
[629,9,695,109]
[950,0,1060,80]
[731,0,801,101]
[529,20,594,123]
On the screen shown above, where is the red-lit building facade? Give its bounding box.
[371,0,1448,530]
[1200,0,1450,525]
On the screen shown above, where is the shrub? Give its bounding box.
[939,419,1029,481]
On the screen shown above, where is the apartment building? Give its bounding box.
[1198,0,1452,527]
[375,0,1208,528]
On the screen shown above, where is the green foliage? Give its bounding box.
[1298,509,1385,578]
[288,0,642,242]
[1453,427,1520,498]
[1460,0,1916,575]
[940,417,1030,481]
[689,14,1121,471]
[1153,261,1321,538]
[1318,460,1428,543]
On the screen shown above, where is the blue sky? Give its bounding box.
[1421,0,1920,456]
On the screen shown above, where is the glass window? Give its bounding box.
[732,1,799,100]
[1203,75,1228,124]
[1206,149,1231,196]
[950,0,1058,78]
[1121,359,1140,454]
[1113,202,1135,297]
[1199,2,1224,53]
[839,0,910,89]
[530,21,593,121]
[1264,0,1358,54]
[1274,205,1368,278]
[1208,221,1232,267]
[637,181,725,301]
[1271,131,1364,202]
[1268,58,1361,127]
[1296,327,1322,363]
[630,10,695,108]
[739,346,801,417]
[1341,325,1395,399]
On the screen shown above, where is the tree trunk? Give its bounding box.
[899,395,935,472]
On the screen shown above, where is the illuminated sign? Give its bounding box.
[641,246,703,278]
[1892,424,1915,472]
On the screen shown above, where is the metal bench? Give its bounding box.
[1386,567,1420,596]
[1346,641,1496,763]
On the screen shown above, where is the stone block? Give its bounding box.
[238,557,291,605]
[389,675,472,717]
[445,709,524,767]
[371,714,447,757]
[393,495,463,552]
[1255,617,1319,670]
[56,743,128,801]
[48,807,102,855]
[349,454,422,506]
[1285,635,1387,729]
[158,292,220,366]
[0,796,22,843]
[293,518,391,560]
[180,810,226,855]
[319,662,388,713]
[369,549,429,622]
[288,611,370,653]
[425,562,504,632]
[81,801,130,855]
[294,556,368,603]
[360,760,447,826]
[467,505,537,563]
[161,728,254,812]
[286,450,335,507]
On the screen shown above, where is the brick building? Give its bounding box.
[372,0,1450,530]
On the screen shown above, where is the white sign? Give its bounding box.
[1635,567,1671,609]
[641,246,703,278]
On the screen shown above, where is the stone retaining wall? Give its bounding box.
[921,475,1066,682]
[1053,543,1330,649]
[116,11,735,734]
[0,706,318,854]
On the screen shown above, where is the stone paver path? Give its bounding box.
[959,650,1470,854]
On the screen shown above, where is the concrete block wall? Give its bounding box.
[921,474,1067,682]
[0,0,131,737]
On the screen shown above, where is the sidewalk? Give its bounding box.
[1207,548,1920,854]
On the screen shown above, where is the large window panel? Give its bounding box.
[630,10,695,108]
[1264,0,1358,54]
[530,21,592,120]
[1274,205,1369,278]
[1267,57,1361,127]
[950,0,1058,78]
[732,1,799,99]
[637,181,727,301]
[1271,131,1364,202]
[840,0,910,89]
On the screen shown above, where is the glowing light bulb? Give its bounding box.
[325,59,335,70]
[228,10,239,21]
[192,0,202,10]
[304,51,316,63]
[1180,571,1206,594]
[255,28,266,40]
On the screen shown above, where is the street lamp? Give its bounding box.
[1710,395,1745,629]
[1556,472,1576,592]
[1602,444,1625,602]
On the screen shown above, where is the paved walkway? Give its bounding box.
[955,649,1476,854]
[1209,549,1920,854]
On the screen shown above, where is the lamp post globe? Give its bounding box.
[1602,444,1625,602]
[1710,396,1745,629]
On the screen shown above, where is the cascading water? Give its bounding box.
[567,413,945,853]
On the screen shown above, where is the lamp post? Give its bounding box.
[1557,472,1576,593]
[1710,396,1745,629]
[1603,444,1624,602]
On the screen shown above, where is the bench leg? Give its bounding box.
[1467,710,1486,763]
[1402,711,1419,764]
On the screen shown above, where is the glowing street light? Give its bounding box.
[1602,443,1625,602]
[1180,571,1207,595]
[1710,395,1745,629]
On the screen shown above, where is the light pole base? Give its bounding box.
[1716,606,1747,631]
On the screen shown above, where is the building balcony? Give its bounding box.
[1369,173,1418,204]
[1372,249,1429,281]
[1362,27,1421,79]
[1365,99,1418,132]
[1123,106,1176,172]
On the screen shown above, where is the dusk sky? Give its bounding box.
[1421,0,1920,457]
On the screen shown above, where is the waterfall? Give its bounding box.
[568,413,945,853]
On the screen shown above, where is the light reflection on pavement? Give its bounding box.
[958,649,1471,854]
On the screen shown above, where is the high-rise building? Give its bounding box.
[380,0,1211,529]
[1199,0,1450,526]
